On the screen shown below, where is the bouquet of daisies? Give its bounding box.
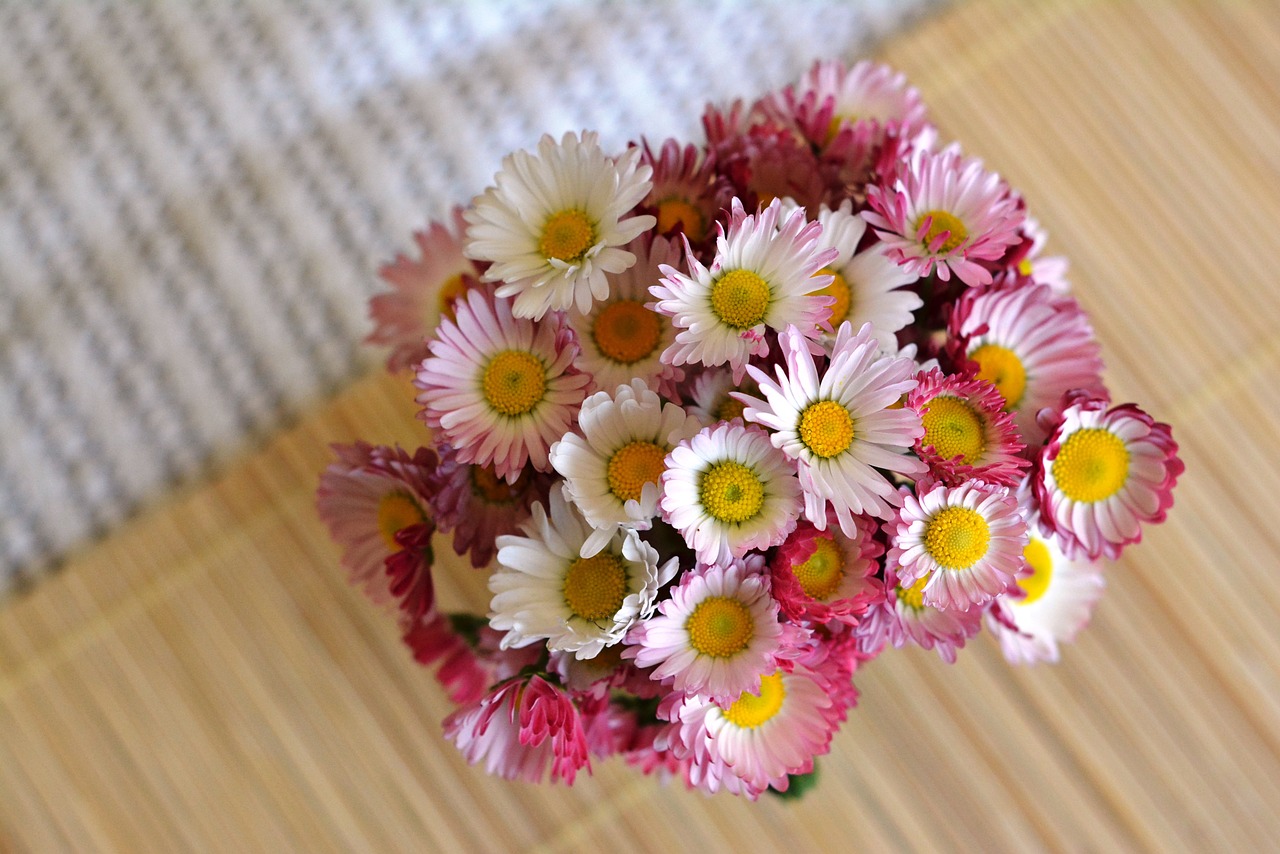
[317,59,1183,799]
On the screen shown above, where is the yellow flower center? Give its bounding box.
[969,343,1027,409]
[917,209,968,253]
[798,400,855,458]
[656,197,706,243]
[710,269,772,329]
[481,350,546,417]
[1052,428,1130,503]
[1017,258,1034,277]
[793,534,845,600]
[813,266,853,328]
[715,395,747,423]
[896,575,930,610]
[920,395,987,464]
[436,273,469,322]
[592,299,663,365]
[699,461,765,523]
[376,492,426,551]
[562,551,629,622]
[923,506,991,570]
[721,671,787,729]
[606,441,668,503]
[470,464,527,504]
[686,596,755,658]
[1019,539,1054,604]
[539,209,597,263]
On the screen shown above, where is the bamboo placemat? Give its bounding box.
[4,0,1279,850]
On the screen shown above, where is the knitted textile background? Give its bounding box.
[0,0,942,592]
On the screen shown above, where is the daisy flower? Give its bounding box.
[489,485,678,659]
[739,322,927,530]
[864,145,1024,286]
[949,281,1106,445]
[402,611,490,705]
[650,198,837,382]
[415,288,591,481]
[625,559,783,704]
[686,368,758,427]
[1034,396,1182,560]
[812,201,922,350]
[366,206,481,372]
[888,480,1028,611]
[638,138,727,246]
[986,533,1105,664]
[662,660,849,799]
[659,422,802,565]
[430,445,552,569]
[569,234,681,395]
[549,379,702,557]
[770,514,883,626]
[464,130,656,319]
[858,567,982,663]
[316,442,438,606]
[906,369,1028,487]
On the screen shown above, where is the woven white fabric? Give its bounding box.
[0,0,941,590]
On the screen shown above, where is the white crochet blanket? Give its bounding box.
[0,0,941,590]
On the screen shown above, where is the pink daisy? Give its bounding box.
[430,445,551,569]
[906,368,1029,487]
[316,442,438,606]
[624,559,784,705]
[771,514,883,627]
[858,566,982,663]
[864,145,1024,286]
[637,138,729,247]
[888,480,1028,611]
[414,288,591,481]
[366,206,481,372]
[402,610,489,705]
[1034,396,1182,560]
[948,281,1106,445]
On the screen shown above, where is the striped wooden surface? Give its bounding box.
[4,0,1279,850]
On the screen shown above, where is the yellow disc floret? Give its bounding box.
[656,197,706,243]
[920,395,987,464]
[377,492,426,550]
[896,575,930,610]
[923,506,991,570]
[1018,539,1054,604]
[562,552,629,622]
[721,671,787,729]
[539,209,597,263]
[710,268,772,329]
[436,273,470,323]
[969,343,1027,409]
[918,209,968,253]
[1052,428,1130,503]
[699,461,765,523]
[592,299,663,364]
[715,395,747,423]
[686,595,755,658]
[482,350,546,416]
[606,441,668,503]
[798,400,856,458]
[792,534,846,600]
[813,266,853,327]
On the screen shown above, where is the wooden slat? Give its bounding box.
[3,0,1279,850]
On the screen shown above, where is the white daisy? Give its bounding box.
[660,421,802,565]
[549,379,701,557]
[650,197,836,381]
[464,131,656,319]
[740,322,927,530]
[489,485,678,659]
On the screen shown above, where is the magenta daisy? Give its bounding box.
[625,559,784,704]
[906,369,1029,487]
[650,198,837,382]
[740,322,927,530]
[864,145,1024,286]
[366,206,481,372]
[316,442,438,606]
[888,480,1028,611]
[464,130,656,319]
[660,421,802,565]
[858,566,982,663]
[949,281,1106,445]
[414,288,591,481]
[1034,396,1182,560]
[771,514,883,626]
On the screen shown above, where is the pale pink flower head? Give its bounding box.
[443,675,591,785]
[366,207,482,372]
[770,514,883,627]
[1034,395,1182,560]
[864,145,1024,286]
[637,138,730,248]
[906,368,1029,487]
[431,445,551,570]
[858,565,982,663]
